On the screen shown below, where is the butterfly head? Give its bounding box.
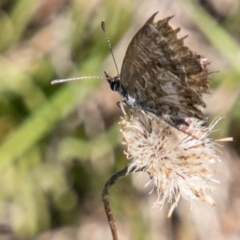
[104,71,120,92]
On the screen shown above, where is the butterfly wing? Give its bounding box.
[126,65,204,119]
[153,14,210,96]
[120,12,210,119]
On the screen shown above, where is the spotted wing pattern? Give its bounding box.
[120,12,210,122]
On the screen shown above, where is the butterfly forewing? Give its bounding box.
[120,16,187,88]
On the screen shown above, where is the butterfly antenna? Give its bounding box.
[51,76,104,85]
[101,21,120,79]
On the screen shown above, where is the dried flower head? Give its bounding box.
[120,110,223,217]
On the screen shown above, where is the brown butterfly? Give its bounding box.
[104,12,210,138]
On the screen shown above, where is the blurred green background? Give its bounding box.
[0,0,240,239]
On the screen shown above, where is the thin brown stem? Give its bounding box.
[102,166,145,240]
[102,166,128,240]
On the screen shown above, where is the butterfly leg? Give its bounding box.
[140,109,153,120]
[162,115,203,140]
[117,101,127,115]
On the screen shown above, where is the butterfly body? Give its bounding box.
[105,12,210,138]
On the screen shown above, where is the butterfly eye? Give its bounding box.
[110,77,120,92]
[104,72,120,91]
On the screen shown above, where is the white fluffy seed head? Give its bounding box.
[119,110,224,217]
